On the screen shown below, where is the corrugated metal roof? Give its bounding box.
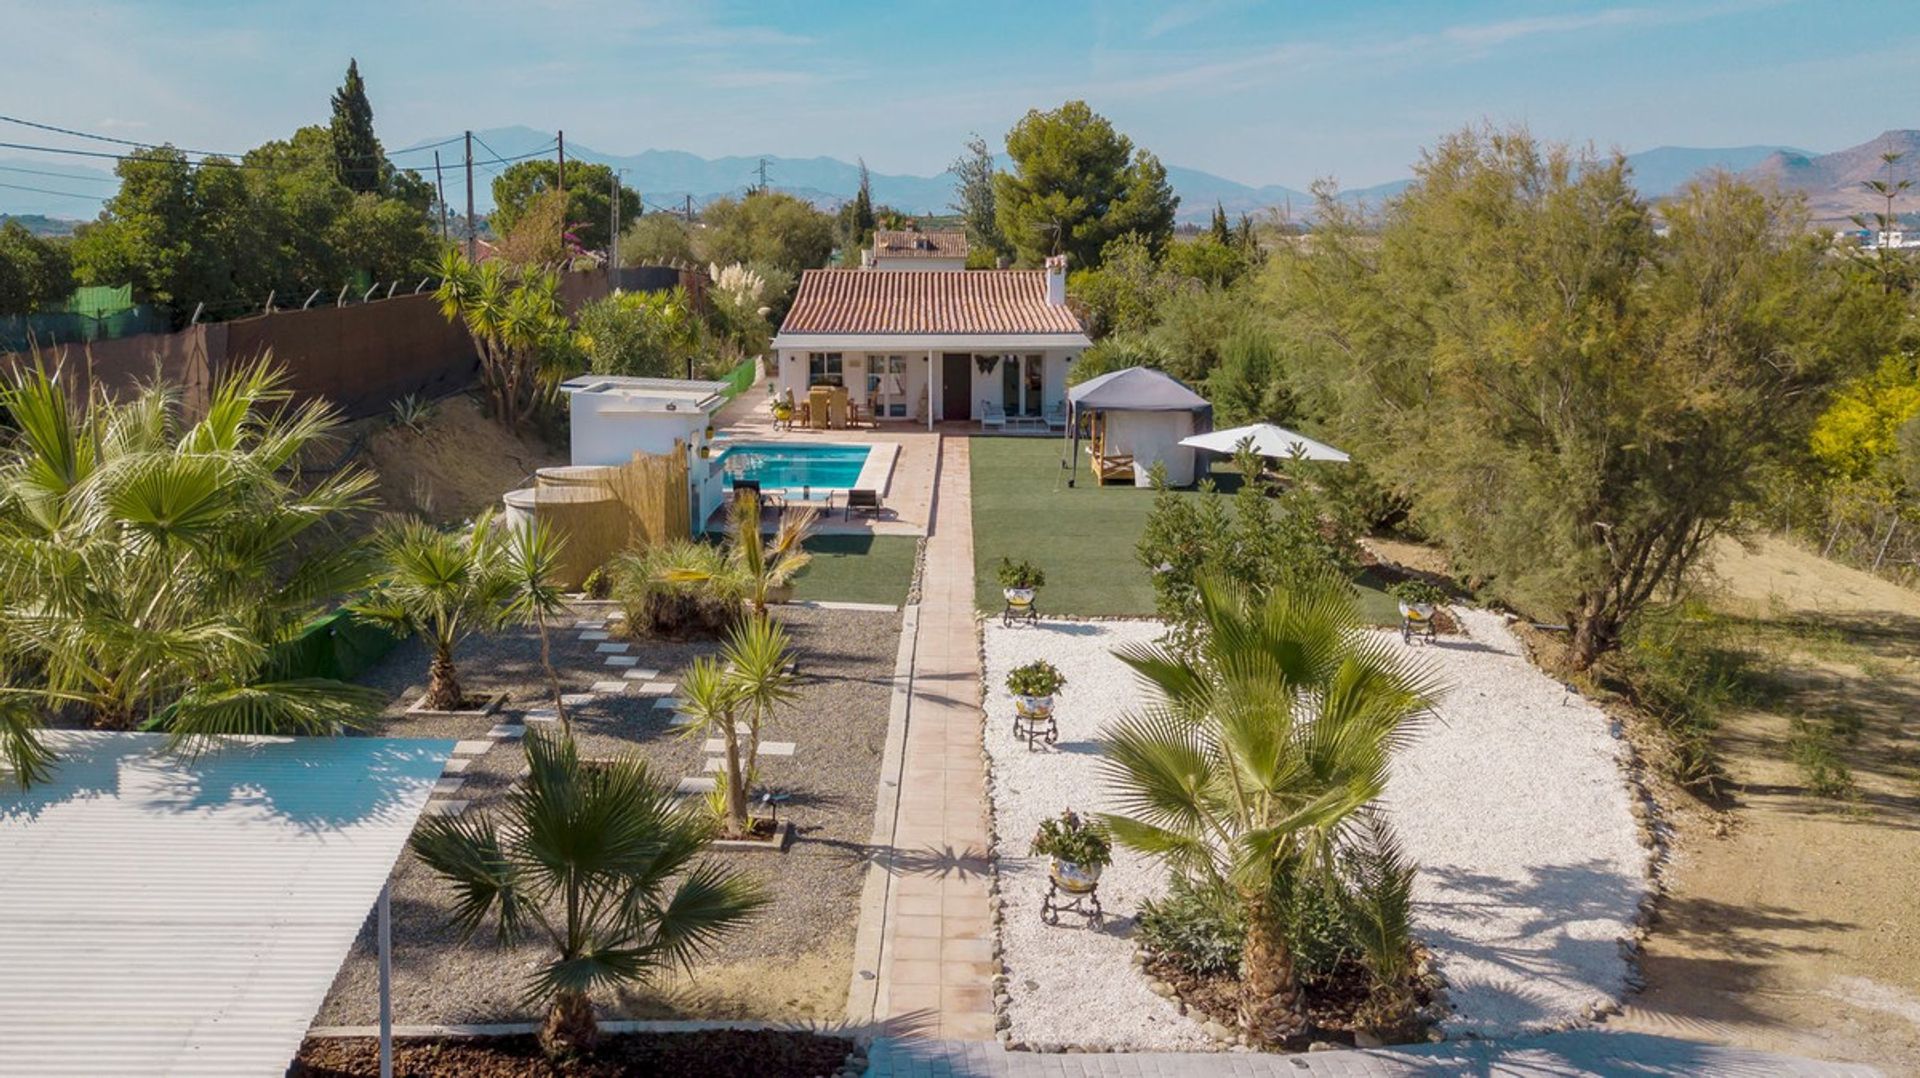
[779,269,1085,336]
[0,731,453,1077]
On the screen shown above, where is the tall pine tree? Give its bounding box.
[330,59,382,194]
[1211,201,1230,244]
[854,158,876,238]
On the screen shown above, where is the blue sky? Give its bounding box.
[2,0,1917,187]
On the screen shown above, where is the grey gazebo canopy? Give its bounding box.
[1065,367,1213,487]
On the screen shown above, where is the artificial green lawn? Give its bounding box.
[785,534,917,606]
[968,437,1401,624]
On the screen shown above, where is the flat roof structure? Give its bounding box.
[0,731,453,1076]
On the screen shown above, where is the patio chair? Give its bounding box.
[1045,402,1068,432]
[980,399,1007,431]
[842,488,885,520]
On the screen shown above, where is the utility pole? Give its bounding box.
[464,130,476,262]
[609,169,622,275]
[754,156,771,194]
[557,130,566,191]
[433,151,448,244]
[685,194,693,222]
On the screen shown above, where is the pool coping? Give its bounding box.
[717,440,901,502]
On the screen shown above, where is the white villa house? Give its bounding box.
[771,251,1092,427]
[863,228,971,271]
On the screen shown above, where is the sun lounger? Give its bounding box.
[841,488,885,520]
[980,400,1007,431]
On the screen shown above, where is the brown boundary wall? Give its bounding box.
[0,264,707,420]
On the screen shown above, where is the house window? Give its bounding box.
[808,352,844,387]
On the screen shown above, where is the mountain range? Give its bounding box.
[5,126,1911,230]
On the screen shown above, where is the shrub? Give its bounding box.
[611,540,744,639]
[1615,601,1755,796]
[997,557,1046,590]
[1788,717,1858,800]
[1029,809,1111,869]
[1387,579,1447,607]
[1006,660,1067,698]
[1137,875,1245,976]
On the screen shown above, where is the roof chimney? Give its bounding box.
[860,247,874,270]
[1044,254,1068,306]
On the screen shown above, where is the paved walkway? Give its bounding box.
[868,435,996,1041]
[864,1033,1884,1077]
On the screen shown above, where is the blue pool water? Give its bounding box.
[718,443,870,497]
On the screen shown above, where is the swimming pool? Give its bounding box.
[717,443,872,498]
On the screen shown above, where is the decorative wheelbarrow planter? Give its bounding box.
[1389,579,1447,644]
[1006,660,1066,751]
[1030,810,1110,928]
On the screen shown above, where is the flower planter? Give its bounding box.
[1398,601,1435,619]
[1004,587,1036,607]
[1050,858,1102,894]
[1015,692,1054,717]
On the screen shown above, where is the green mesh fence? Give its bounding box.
[718,356,757,399]
[63,284,135,319]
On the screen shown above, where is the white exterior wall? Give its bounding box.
[568,394,710,466]
[777,343,1084,423]
[872,256,968,272]
[1107,410,1199,486]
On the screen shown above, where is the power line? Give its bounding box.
[0,164,117,183]
[0,179,104,202]
[0,138,558,175]
[0,114,463,164]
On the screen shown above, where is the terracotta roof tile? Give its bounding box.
[872,229,969,258]
[780,269,1085,336]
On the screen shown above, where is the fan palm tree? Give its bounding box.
[410,728,765,1056]
[673,615,797,839]
[1099,574,1439,1047]
[357,511,517,711]
[0,357,379,784]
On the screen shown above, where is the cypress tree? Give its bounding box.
[1211,200,1230,244]
[330,59,383,194]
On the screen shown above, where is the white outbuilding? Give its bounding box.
[1065,366,1214,487]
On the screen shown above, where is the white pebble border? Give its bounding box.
[981,610,1649,1049]
[1378,607,1650,1037]
[982,619,1215,1051]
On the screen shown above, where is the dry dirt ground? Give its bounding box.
[350,392,567,525]
[1369,533,1920,1070]
[1607,536,1920,1073]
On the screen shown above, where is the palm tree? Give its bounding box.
[1099,575,1438,1047]
[674,616,797,839]
[657,496,816,618]
[410,728,765,1056]
[434,250,571,430]
[357,511,517,711]
[503,521,573,732]
[0,358,379,783]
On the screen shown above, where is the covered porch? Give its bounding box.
[771,340,1082,429]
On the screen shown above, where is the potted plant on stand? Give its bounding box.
[997,557,1045,625]
[1006,659,1066,750]
[1031,809,1111,925]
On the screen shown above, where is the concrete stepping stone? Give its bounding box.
[604,655,639,667]
[594,642,630,654]
[525,709,558,723]
[651,697,680,711]
[487,723,525,739]
[590,681,627,694]
[559,693,595,707]
[674,777,716,795]
[572,617,608,628]
[423,800,469,817]
[432,777,466,796]
[578,630,611,641]
[619,666,662,679]
[442,758,473,774]
[633,681,676,696]
[701,739,795,756]
[452,740,492,756]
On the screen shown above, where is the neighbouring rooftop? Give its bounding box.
[872,228,969,260]
[777,269,1086,338]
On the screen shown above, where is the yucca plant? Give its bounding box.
[0,357,379,784]
[1099,574,1438,1047]
[660,496,815,617]
[410,729,765,1057]
[503,521,572,732]
[673,615,797,839]
[435,250,572,430]
[357,511,517,711]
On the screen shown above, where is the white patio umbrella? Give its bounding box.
[1179,422,1351,462]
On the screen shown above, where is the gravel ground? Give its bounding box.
[1377,607,1649,1037]
[982,619,1215,1052]
[981,611,1648,1048]
[314,602,900,1026]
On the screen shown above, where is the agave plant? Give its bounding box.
[356,511,518,711]
[0,357,380,784]
[410,729,765,1056]
[1099,574,1439,1046]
